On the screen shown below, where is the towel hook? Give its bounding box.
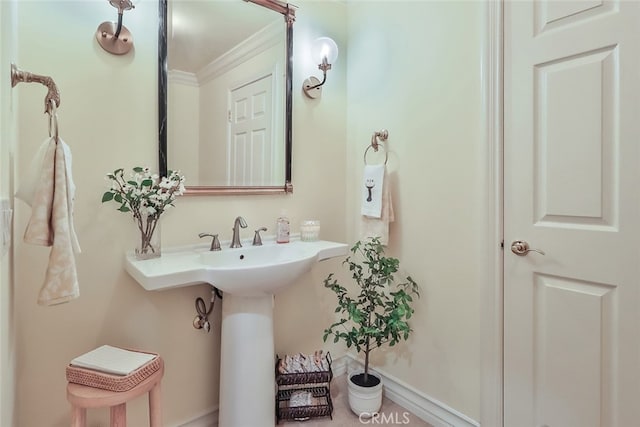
[370,129,388,151]
[364,129,389,165]
[48,99,59,141]
[10,63,60,115]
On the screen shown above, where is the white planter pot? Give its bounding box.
[347,370,383,417]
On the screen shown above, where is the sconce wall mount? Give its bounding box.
[303,37,338,99]
[96,0,136,55]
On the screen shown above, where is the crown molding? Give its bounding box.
[196,20,282,85]
[168,69,199,87]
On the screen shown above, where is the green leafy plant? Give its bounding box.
[323,237,419,385]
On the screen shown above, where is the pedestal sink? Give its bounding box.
[125,238,348,427]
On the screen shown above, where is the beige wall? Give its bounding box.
[168,80,199,181]
[11,0,487,425]
[345,1,484,421]
[1,1,17,425]
[13,1,346,426]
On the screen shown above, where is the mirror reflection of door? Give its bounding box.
[229,73,274,186]
[167,0,286,188]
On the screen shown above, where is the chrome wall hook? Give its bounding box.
[11,63,60,115]
[370,129,388,152]
[364,129,389,165]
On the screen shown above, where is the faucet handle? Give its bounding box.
[199,233,221,251]
[252,227,267,246]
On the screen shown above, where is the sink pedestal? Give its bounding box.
[124,239,349,426]
[218,294,276,427]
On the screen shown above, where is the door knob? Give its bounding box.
[510,240,545,256]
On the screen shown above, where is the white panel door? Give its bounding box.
[228,73,274,186]
[504,1,640,426]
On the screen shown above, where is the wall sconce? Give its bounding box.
[96,0,136,55]
[302,37,338,99]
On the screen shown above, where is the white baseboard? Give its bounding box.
[331,352,350,377]
[342,354,480,427]
[175,354,480,427]
[174,406,218,427]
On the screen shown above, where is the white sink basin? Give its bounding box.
[198,242,319,295]
[125,238,348,296]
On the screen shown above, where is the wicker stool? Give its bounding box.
[66,358,164,427]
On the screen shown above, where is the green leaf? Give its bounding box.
[101,192,114,203]
[133,167,144,172]
[114,193,123,203]
[141,179,153,187]
[321,238,419,356]
[118,205,131,213]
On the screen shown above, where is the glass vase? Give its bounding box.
[133,215,161,260]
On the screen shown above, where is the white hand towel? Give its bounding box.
[15,138,50,206]
[70,345,157,376]
[360,168,394,245]
[23,136,81,305]
[361,164,385,218]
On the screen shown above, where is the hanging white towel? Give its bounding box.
[360,168,394,245]
[15,138,50,205]
[361,164,385,218]
[22,136,80,305]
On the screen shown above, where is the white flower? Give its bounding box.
[103,167,186,220]
[103,167,186,257]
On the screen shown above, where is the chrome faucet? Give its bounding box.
[230,216,248,248]
[252,227,267,246]
[199,233,221,251]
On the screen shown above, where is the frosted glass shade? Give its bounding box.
[311,37,338,65]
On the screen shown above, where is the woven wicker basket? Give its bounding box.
[66,350,161,392]
[276,352,332,386]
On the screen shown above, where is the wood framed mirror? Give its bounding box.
[159,0,295,195]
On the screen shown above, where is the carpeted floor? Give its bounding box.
[277,375,434,426]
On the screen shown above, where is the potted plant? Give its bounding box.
[323,237,419,416]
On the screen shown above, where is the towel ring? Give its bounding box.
[364,129,389,165]
[48,99,59,141]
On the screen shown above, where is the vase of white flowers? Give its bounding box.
[102,167,185,260]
